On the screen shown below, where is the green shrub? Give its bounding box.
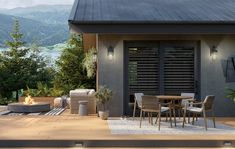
[23,83,64,97]
[49,87,64,97]
[226,88,235,102]
[36,82,50,97]
[0,97,16,105]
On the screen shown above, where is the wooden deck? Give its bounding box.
[0,110,235,147]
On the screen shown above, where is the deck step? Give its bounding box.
[0,140,233,148]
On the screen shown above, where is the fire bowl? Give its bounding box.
[8,102,50,113]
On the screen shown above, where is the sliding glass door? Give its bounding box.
[124,41,200,115]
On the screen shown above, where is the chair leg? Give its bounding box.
[203,110,207,131]
[169,110,172,128]
[188,112,190,123]
[151,113,153,125]
[173,107,176,127]
[182,109,187,128]
[178,109,181,119]
[158,112,161,131]
[155,113,159,124]
[192,113,195,125]
[212,110,216,128]
[133,101,137,120]
[148,113,150,123]
[140,110,143,128]
[166,112,168,121]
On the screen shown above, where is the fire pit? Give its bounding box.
[8,95,50,113]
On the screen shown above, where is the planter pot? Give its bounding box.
[98,110,109,120]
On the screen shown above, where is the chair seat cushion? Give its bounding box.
[187,107,202,113]
[161,106,170,112]
[142,107,169,113]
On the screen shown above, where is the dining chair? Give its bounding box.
[182,95,216,130]
[180,93,195,121]
[139,95,172,130]
[133,93,144,120]
[173,93,195,119]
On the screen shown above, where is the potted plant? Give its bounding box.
[95,86,113,120]
[226,88,235,102]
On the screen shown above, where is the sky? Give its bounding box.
[0,0,75,9]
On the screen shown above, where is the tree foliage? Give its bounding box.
[54,34,95,95]
[0,19,54,99]
[83,47,97,78]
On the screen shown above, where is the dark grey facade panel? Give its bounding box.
[69,0,235,23]
[69,24,235,34]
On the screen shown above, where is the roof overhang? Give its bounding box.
[69,21,235,34]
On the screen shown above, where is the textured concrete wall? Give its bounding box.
[97,35,235,116]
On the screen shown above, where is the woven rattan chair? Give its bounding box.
[182,95,216,130]
[140,95,172,130]
[180,93,195,121]
[133,93,144,120]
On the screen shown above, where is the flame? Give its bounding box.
[24,95,35,105]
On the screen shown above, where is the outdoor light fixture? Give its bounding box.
[107,46,114,60]
[74,142,84,148]
[210,46,218,60]
[223,141,232,147]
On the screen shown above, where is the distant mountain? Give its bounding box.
[0,13,69,47]
[0,5,72,47]
[0,5,72,25]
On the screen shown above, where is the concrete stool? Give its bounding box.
[79,101,88,116]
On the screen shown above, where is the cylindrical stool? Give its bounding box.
[79,101,88,116]
[54,97,62,108]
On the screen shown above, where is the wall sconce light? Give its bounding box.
[107,46,114,60]
[223,141,232,147]
[210,46,218,60]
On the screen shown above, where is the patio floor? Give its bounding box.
[0,110,235,147]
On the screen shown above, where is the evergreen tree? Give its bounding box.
[54,34,95,95]
[0,19,53,99]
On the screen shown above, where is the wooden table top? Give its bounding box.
[156,95,192,100]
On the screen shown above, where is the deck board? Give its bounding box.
[0,110,234,141]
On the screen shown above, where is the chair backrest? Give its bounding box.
[181,93,195,106]
[181,93,195,99]
[141,95,160,111]
[134,93,144,107]
[203,95,215,111]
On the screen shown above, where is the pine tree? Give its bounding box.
[0,19,53,100]
[54,34,95,95]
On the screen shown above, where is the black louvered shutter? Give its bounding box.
[163,46,195,95]
[128,46,160,97]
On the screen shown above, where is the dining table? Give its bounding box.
[156,95,192,127]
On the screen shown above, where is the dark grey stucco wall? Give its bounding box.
[98,34,235,117]
[97,36,124,116]
[200,36,235,116]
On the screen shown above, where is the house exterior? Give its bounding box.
[69,0,235,116]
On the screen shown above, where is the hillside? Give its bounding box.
[0,5,72,47]
[0,5,72,25]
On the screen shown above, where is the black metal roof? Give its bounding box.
[69,0,235,24]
